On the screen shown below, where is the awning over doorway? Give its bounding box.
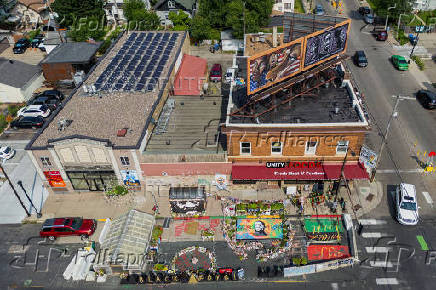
[231,163,369,180]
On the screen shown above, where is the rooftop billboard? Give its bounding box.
[246,19,350,95]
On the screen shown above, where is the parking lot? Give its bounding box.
[0,45,46,65]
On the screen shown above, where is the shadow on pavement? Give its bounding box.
[386,184,397,221]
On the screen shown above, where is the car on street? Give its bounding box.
[364,14,375,24]
[314,4,325,16]
[395,183,419,225]
[376,30,388,41]
[391,55,409,71]
[358,6,371,15]
[225,67,236,83]
[35,89,65,101]
[416,90,436,109]
[210,63,222,82]
[10,116,44,129]
[0,146,15,160]
[17,105,50,118]
[28,95,61,111]
[354,50,368,67]
[13,38,31,54]
[40,217,97,241]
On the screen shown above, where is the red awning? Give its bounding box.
[232,163,369,180]
[173,54,207,96]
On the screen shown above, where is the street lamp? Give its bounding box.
[384,4,396,30]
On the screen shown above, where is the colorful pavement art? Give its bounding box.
[236,218,283,240]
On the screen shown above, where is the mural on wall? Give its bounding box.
[43,171,66,187]
[303,22,349,68]
[236,218,283,240]
[248,39,303,94]
[120,170,140,186]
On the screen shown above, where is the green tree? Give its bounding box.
[189,15,212,41]
[123,0,146,21]
[226,0,263,39]
[169,10,192,31]
[124,0,160,30]
[69,16,106,42]
[197,0,228,28]
[371,0,412,19]
[51,0,105,29]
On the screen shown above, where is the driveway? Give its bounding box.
[0,46,46,65]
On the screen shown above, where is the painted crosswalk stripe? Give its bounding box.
[331,282,338,290]
[376,278,399,285]
[417,235,429,251]
[370,261,394,267]
[422,192,433,206]
[362,232,386,238]
[365,247,392,253]
[358,219,387,225]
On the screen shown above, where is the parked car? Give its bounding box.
[376,30,388,41]
[17,105,50,118]
[36,89,65,101]
[391,55,409,71]
[416,90,436,109]
[225,68,236,83]
[364,14,375,24]
[210,63,222,82]
[31,34,46,51]
[358,6,371,15]
[314,4,325,16]
[10,116,44,129]
[354,50,368,67]
[0,146,15,160]
[29,95,61,111]
[39,217,97,241]
[13,38,31,54]
[395,183,419,225]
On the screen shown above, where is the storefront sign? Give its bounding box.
[266,161,323,168]
[43,171,66,187]
[120,170,140,186]
[307,245,350,261]
[266,162,287,168]
[236,218,283,240]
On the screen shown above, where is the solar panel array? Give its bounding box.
[94,32,179,92]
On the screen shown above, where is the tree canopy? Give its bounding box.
[123,0,160,30]
[371,0,413,18]
[69,16,106,42]
[169,10,192,31]
[51,0,105,29]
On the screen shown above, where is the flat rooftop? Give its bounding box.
[29,31,185,149]
[229,86,361,124]
[145,95,228,154]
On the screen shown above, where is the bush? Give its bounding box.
[0,115,7,132]
[8,104,24,117]
[27,29,41,40]
[411,55,425,70]
[106,184,128,196]
[396,29,409,46]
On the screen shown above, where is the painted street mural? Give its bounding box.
[236,218,283,240]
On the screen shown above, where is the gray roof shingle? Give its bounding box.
[41,42,102,64]
[0,58,41,88]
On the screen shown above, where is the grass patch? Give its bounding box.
[294,0,305,14]
[411,55,425,70]
[395,29,410,45]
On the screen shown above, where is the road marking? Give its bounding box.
[362,232,386,238]
[391,95,416,100]
[358,219,387,225]
[370,261,394,267]
[417,235,429,251]
[422,191,433,206]
[376,278,399,285]
[331,282,338,290]
[365,247,392,253]
[377,169,424,173]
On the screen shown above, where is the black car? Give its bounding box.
[358,6,371,15]
[28,95,60,111]
[36,90,64,101]
[10,116,44,129]
[354,51,368,67]
[417,90,436,109]
[13,38,31,54]
[31,34,44,48]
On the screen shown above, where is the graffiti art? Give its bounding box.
[236,218,283,240]
[306,232,342,241]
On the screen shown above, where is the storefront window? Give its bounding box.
[240,142,251,154]
[67,171,117,191]
[271,141,282,154]
[305,141,317,155]
[336,140,349,154]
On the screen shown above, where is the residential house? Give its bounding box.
[104,0,150,24]
[11,0,53,29]
[153,0,198,26]
[41,42,102,84]
[0,0,17,22]
[412,0,436,10]
[272,0,294,14]
[0,57,44,103]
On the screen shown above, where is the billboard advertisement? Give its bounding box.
[43,171,66,188]
[236,218,283,240]
[247,38,303,95]
[303,20,350,70]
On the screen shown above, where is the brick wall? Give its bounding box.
[41,62,75,82]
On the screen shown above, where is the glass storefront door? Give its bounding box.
[66,171,117,191]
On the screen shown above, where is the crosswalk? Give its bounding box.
[358,218,401,286]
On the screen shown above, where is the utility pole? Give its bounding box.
[371,96,401,181]
[384,4,396,30]
[410,18,425,58]
[0,162,30,217]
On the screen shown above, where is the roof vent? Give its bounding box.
[117,128,128,137]
[58,119,72,131]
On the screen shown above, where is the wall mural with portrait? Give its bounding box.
[303,22,349,68]
[247,39,303,94]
